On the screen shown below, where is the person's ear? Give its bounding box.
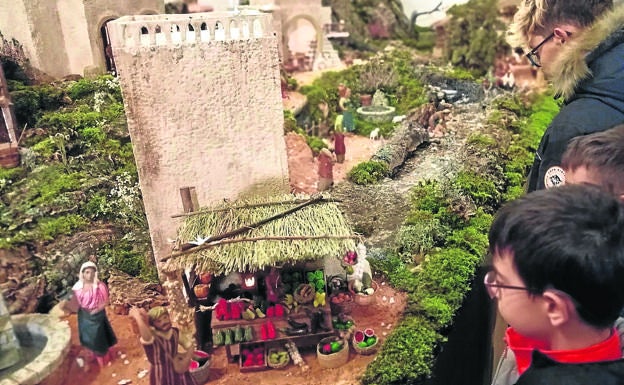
[542,290,573,327]
[553,27,573,44]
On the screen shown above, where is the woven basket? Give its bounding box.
[294,283,316,304]
[317,336,349,369]
[352,335,379,355]
[348,280,379,306]
[329,292,354,315]
[190,358,211,384]
[266,348,290,369]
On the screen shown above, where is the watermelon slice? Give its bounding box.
[364,328,375,337]
[354,330,365,343]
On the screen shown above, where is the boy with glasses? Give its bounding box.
[487,184,624,385]
[507,0,624,192]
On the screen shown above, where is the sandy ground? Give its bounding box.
[44,131,400,385]
[48,279,406,385]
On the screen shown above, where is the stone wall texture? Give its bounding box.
[0,0,162,78]
[107,12,289,265]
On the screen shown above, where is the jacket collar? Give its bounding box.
[550,4,624,100]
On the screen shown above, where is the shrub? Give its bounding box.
[306,135,327,155]
[68,78,98,101]
[348,160,389,185]
[35,214,88,241]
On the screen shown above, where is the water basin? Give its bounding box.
[356,105,396,123]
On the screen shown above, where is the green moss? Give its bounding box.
[453,170,500,207]
[361,316,443,384]
[467,133,496,148]
[35,214,88,241]
[347,160,389,185]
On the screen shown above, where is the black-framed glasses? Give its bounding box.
[525,32,555,67]
[483,270,530,299]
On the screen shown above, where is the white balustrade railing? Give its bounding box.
[107,11,273,49]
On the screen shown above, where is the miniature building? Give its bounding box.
[248,0,345,71]
[0,0,163,79]
[107,11,289,267]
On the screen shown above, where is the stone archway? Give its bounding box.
[282,14,323,71]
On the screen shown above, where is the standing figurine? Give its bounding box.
[63,261,117,368]
[317,148,334,191]
[129,306,197,385]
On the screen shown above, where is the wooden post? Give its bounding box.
[180,186,199,213]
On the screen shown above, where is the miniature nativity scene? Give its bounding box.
[161,193,381,377]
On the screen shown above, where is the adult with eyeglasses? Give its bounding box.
[507,0,624,192]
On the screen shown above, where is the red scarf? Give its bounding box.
[505,327,622,375]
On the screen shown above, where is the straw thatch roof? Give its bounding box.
[162,194,358,276]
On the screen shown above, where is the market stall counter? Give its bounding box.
[210,302,335,363]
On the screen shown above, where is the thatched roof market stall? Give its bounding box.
[162,194,358,275]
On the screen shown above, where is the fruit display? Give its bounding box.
[306,270,326,294]
[240,345,265,369]
[318,338,345,355]
[332,314,354,331]
[193,283,210,299]
[352,328,378,354]
[267,347,290,368]
[342,250,357,265]
[198,272,212,284]
[280,270,303,295]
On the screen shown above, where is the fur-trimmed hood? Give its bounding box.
[551,4,624,100]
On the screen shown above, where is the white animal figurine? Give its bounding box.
[369,128,380,140]
[392,115,406,123]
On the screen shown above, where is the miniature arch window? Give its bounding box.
[155,25,166,45]
[200,22,210,42]
[140,26,150,46]
[214,21,225,41]
[241,20,250,39]
[252,19,263,38]
[171,24,182,43]
[186,23,196,42]
[229,19,240,40]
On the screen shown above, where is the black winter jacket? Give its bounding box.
[527,6,624,192]
[515,350,624,385]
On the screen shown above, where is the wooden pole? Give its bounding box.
[161,196,325,262]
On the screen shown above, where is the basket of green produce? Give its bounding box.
[266,347,290,369]
[317,336,349,368]
[352,328,379,355]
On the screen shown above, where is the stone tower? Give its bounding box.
[107,11,289,267]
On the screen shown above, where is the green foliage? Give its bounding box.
[98,236,157,281]
[68,78,98,100]
[283,110,297,133]
[444,0,509,76]
[11,89,41,127]
[467,133,496,147]
[394,218,443,261]
[413,248,480,325]
[347,160,389,185]
[361,316,443,384]
[452,170,500,207]
[367,250,419,292]
[306,135,327,155]
[35,214,88,241]
[353,118,394,138]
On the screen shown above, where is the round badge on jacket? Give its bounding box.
[544,166,565,189]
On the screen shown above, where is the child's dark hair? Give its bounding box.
[488,184,624,328]
[561,123,624,197]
